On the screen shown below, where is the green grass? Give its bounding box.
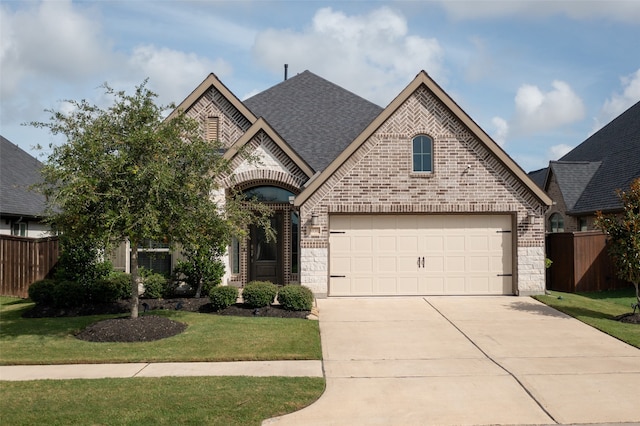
[0,297,321,365]
[0,376,325,425]
[534,287,640,348]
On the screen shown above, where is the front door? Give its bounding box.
[249,212,283,284]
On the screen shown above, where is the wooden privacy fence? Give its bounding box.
[0,235,59,298]
[546,231,631,293]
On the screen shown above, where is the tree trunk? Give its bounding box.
[634,282,640,309]
[130,240,139,319]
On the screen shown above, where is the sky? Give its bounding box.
[1,0,639,173]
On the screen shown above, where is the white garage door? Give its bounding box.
[329,214,513,296]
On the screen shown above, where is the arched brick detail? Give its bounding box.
[223,170,304,192]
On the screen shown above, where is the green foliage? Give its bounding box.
[242,281,278,308]
[174,256,225,298]
[277,285,315,311]
[209,286,239,311]
[91,272,131,303]
[545,258,553,269]
[595,177,640,307]
[142,272,169,299]
[54,236,112,286]
[31,80,270,317]
[52,280,86,308]
[27,279,57,306]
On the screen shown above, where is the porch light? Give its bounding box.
[311,212,319,226]
[527,212,537,225]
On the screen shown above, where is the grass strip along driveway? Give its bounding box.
[0,297,324,425]
[0,376,324,426]
[0,297,321,365]
[534,287,640,349]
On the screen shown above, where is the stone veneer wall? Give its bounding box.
[299,86,547,296]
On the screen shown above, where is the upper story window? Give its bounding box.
[412,135,433,173]
[550,213,564,233]
[578,217,588,231]
[11,222,27,237]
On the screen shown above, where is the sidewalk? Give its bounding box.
[0,360,323,381]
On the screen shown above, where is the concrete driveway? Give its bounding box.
[265,296,640,425]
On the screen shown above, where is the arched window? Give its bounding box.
[550,213,564,233]
[412,135,433,173]
[243,186,294,203]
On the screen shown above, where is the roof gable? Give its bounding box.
[0,136,47,217]
[169,73,257,130]
[244,71,383,172]
[559,101,640,213]
[295,71,552,207]
[222,118,315,187]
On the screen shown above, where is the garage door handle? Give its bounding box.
[497,274,513,277]
[422,257,425,268]
[417,257,421,268]
[330,275,346,278]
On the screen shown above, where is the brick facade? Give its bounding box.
[299,86,547,295]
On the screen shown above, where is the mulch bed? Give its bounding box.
[616,312,640,324]
[23,297,312,343]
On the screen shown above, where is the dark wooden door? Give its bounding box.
[249,213,283,284]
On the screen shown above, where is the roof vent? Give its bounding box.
[284,64,288,81]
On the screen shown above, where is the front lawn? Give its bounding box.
[0,376,325,426]
[534,288,640,348]
[0,297,321,365]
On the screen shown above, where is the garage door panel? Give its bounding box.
[378,256,398,273]
[396,278,418,294]
[352,257,373,273]
[397,235,419,251]
[446,235,466,251]
[353,277,374,294]
[468,256,490,272]
[329,214,513,296]
[446,256,466,272]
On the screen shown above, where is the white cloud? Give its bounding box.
[252,7,443,106]
[594,68,640,131]
[0,0,114,99]
[491,116,509,146]
[548,143,574,160]
[439,0,640,23]
[126,46,233,106]
[511,80,585,135]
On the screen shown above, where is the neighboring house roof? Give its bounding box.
[528,168,548,189]
[295,70,552,207]
[537,101,640,214]
[0,136,47,217]
[244,71,384,172]
[548,161,602,211]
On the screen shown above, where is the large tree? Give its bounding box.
[595,177,640,310]
[32,81,265,318]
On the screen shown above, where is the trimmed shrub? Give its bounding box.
[142,272,169,299]
[277,285,315,311]
[28,279,57,306]
[90,272,131,303]
[242,281,278,308]
[209,285,239,311]
[52,280,86,308]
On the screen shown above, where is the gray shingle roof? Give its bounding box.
[0,136,47,218]
[549,161,602,211]
[527,168,548,189]
[560,101,640,213]
[243,71,384,172]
